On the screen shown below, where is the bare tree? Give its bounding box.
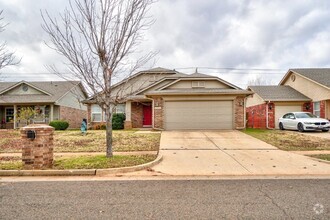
[247,75,274,86]
[0,10,20,71]
[41,0,155,157]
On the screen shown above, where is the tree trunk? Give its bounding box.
[105,106,113,157]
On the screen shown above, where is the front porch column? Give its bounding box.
[13,104,17,129]
[124,101,132,129]
[50,104,54,122]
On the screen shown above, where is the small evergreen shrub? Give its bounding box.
[112,113,126,130]
[49,120,69,130]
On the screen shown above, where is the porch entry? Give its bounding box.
[143,105,152,127]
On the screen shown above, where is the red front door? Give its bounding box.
[143,105,152,126]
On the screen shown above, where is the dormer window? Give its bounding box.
[192,81,205,88]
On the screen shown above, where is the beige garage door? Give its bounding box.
[164,100,233,130]
[275,105,302,129]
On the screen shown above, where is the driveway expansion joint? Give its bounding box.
[202,132,252,174]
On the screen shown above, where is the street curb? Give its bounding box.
[0,169,96,176]
[0,154,163,176]
[96,153,163,176]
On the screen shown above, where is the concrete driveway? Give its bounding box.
[151,130,330,176]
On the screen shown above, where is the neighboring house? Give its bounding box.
[246,68,330,129]
[246,86,311,129]
[0,81,88,129]
[279,68,330,119]
[84,67,253,130]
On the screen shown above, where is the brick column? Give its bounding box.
[235,97,245,129]
[21,124,54,170]
[153,96,164,129]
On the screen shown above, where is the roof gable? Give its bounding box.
[248,85,311,101]
[0,81,85,104]
[110,67,181,89]
[0,81,51,96]
[158,73,241,91]
[280,68,330,88]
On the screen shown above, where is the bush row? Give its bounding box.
[93,113,126,130]
[49,120,69,130]
[49,113,126,131]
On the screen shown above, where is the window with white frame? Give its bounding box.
[313,102,320,117]
[191,81,205,88]
[102,104,126,121]
[91,104,102,122]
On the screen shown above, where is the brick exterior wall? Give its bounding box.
[247,102,311,129]
[153,97,164,129]
[246,103,267,128]
[234,97,245,129]
[320,100,326,118]
[131,102,143,128]
[268,103,275,129]
[21,124,54,169]
[59,106,87,129]
[302,102,313,113]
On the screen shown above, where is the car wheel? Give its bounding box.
[297,123,304,132]
[279,123,284,130]
[322,129,329,132]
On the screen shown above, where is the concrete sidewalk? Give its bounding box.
[138,131,330,176]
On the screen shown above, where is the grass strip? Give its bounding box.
[310,154,330,161]
[0,154,157,170]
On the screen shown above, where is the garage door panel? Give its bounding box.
[164,100,233,130]
[275,105,302,129]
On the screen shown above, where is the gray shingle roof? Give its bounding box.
[182,72,217,78]
[290,68,330,88]
[146,88,253,96]
[0,81,83,104]
[248,85,311,101]
[140,67,178,73]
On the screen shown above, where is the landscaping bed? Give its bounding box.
[242,128,330,151]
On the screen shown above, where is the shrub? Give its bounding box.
[49,120,69,130]
[112,113,126,130]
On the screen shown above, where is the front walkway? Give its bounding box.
[150,131,330,176]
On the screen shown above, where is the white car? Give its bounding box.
[278,112,330,132]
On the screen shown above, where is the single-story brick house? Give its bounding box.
[246,68,330,129]
[84,67,253,130]
[0,81,88,129]
[246,86,311,129]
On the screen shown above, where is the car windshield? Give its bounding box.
[295,113,317,118]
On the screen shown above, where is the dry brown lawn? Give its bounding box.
[242,128,330,151]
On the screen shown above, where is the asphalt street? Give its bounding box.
[0,179,329,219]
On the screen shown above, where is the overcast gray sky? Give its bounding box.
[1,0,330,88]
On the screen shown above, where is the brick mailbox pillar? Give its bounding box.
[20,124,55,170]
